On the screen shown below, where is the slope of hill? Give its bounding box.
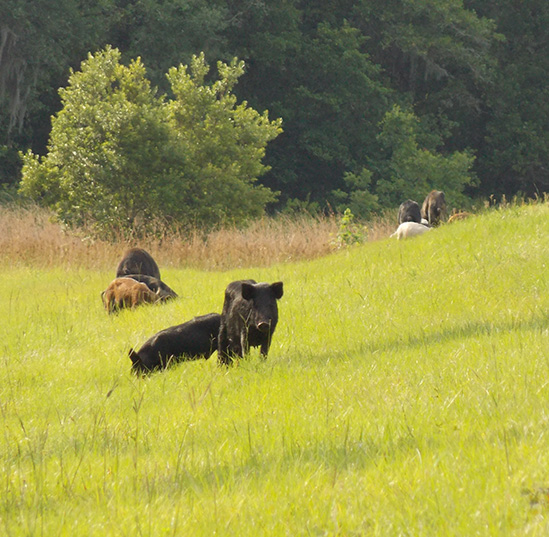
[1,203,548,535]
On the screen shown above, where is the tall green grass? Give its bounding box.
[1,203,548,535]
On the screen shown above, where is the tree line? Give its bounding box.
[1,0,547,227]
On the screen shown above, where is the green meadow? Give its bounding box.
[1,203,548,536]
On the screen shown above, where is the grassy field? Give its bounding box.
[1,202,548,535]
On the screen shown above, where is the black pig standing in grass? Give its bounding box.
[129,313,221,374]
[218,280,283,365]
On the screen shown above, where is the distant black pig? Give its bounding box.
[116,248,161,280]
[129,313,221,374]
[397,199,422,225]
[218,280,284,365]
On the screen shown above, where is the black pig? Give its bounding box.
[218,280,283,365]
[123,274,178,301]
[116,248,161,280]
[129,313,221,374]
[398,199,422,224]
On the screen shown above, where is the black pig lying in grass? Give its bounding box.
[218,280,283,365]
[129,313,221,374]
[116,247,161,280]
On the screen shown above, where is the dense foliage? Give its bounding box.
[19,48,281,235]
[2,0,548,220]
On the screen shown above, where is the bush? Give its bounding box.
[331,208,366,248]
[375,105,477,207]
[19,47,282,238]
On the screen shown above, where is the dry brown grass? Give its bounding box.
[0,204,391,271]
[0,204,399,271]
[6,204,477,271]
[0,205,118,269]
[3,194,545,271]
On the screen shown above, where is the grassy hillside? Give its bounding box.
[1,203,548,535]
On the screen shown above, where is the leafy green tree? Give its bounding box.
[331,168,380,217]
[106,0,230,91]
[19,47,176,233]
[230,12,390,205]
[225,0,496,209]
[468,0,549,196]
[286,22,390,199]
[0,0,113,186]
[374,105,476,207]
[350,0,499,155]
[19,47,281,236]
[164,53,282,225]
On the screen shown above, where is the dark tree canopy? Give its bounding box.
[2,0,547,214]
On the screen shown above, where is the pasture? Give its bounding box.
[1,203,548,535]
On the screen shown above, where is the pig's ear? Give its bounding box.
[271,281,284,299]
[241,282,255,300]
[129,348,140,365]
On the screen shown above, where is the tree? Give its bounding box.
[467,0,549,196]
[106,0,230,91]
[331,168,380,217]
[225,0,496,209]
[164,53,282,225]
[0,0,113,185]
[19,47,282,236]
[229,12,390,205]
[374,105,476,207]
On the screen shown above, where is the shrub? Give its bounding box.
[19,47,282,238]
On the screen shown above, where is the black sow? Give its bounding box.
[129,313,221,374]
[116,248,161,280]
[218,280,284,365]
